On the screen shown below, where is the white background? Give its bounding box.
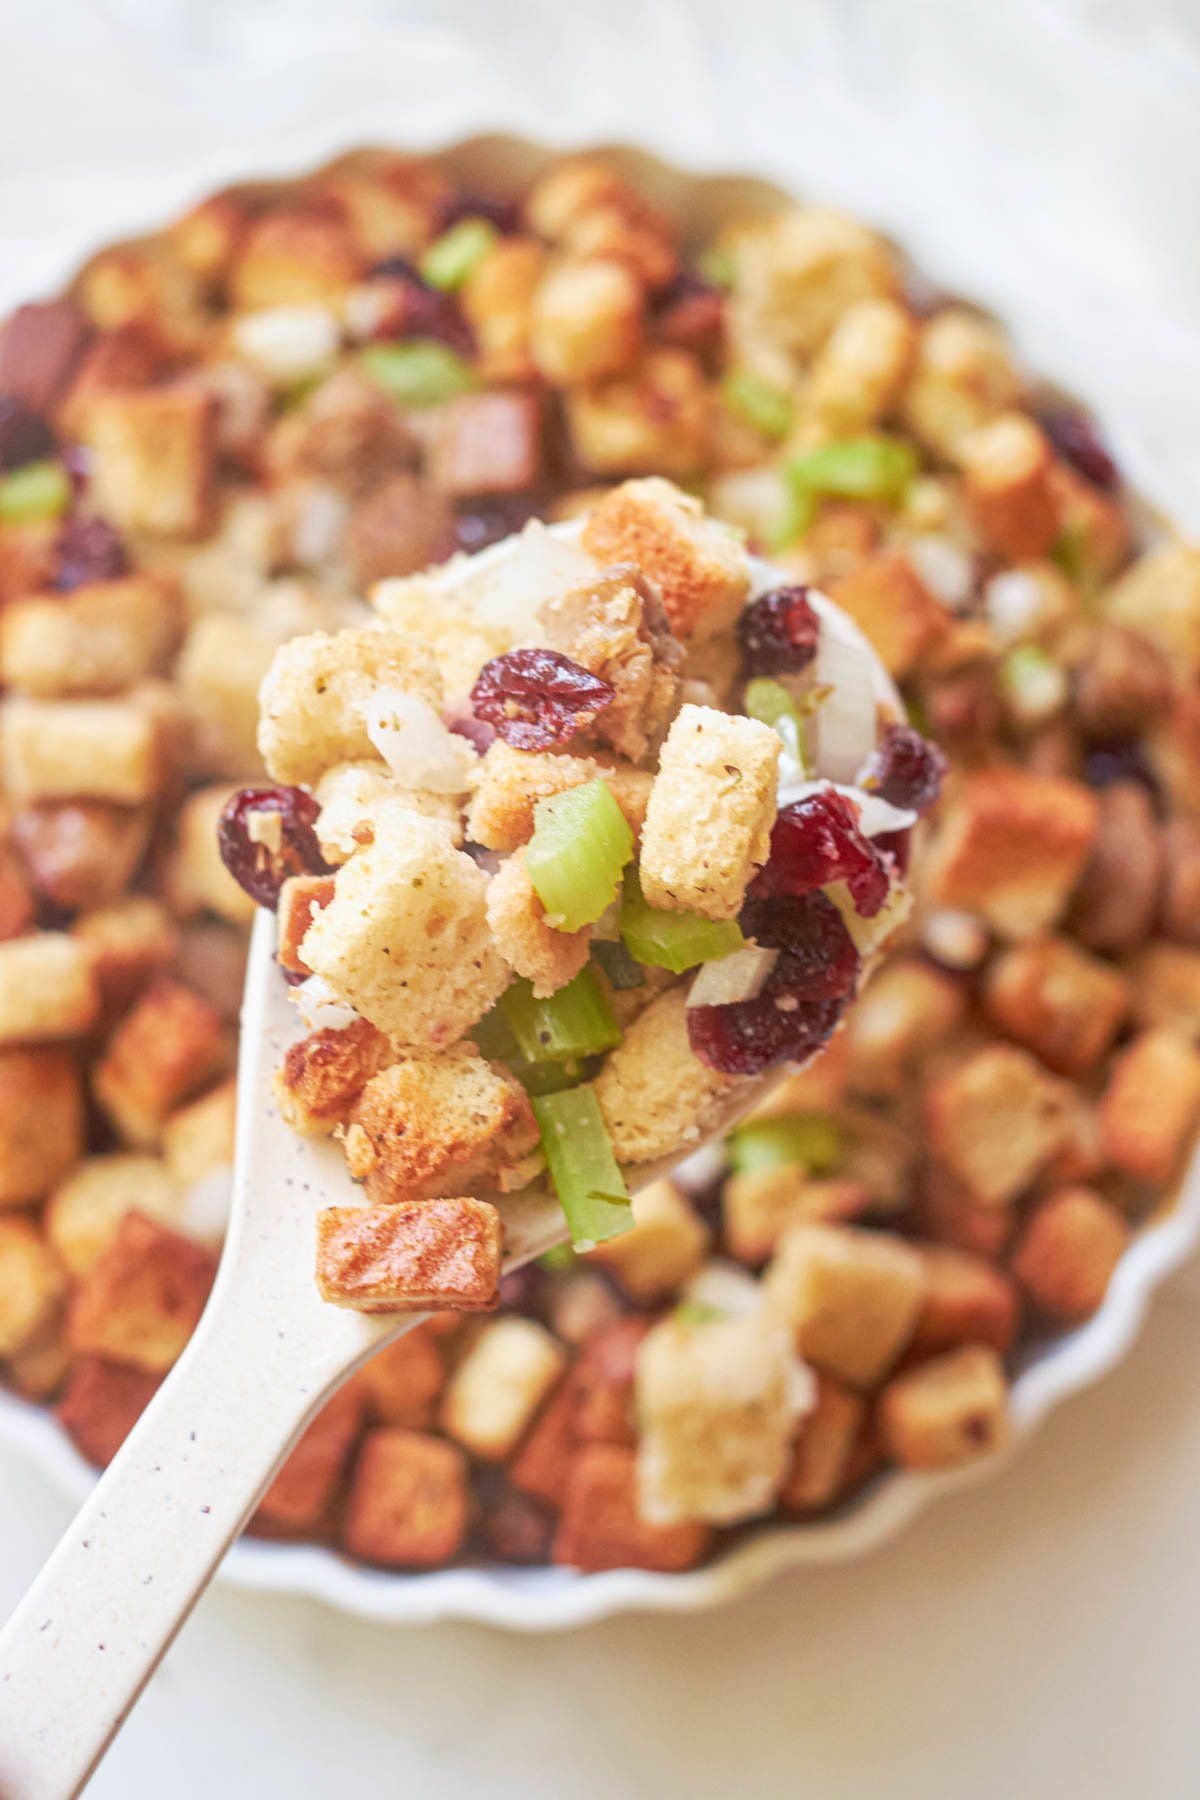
[3,3,1200,1793]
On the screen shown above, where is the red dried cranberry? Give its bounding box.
[366,257,475,358]
[217,786,331,910]
[860,723,947,816]
[454,495,538,555]
[738,586,820,677]
[53,515,129,591]
[755,789,889,918]
[653,272,725,353]
[471,649,615,750]
[0,393,56,472]
[1041,406,1119,493]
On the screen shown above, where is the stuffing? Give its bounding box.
[164,784,257,926]
[764,1222,927,1389]
[983,936,1129,1078]
[0,852,34,943]
[67,1210,216,1372]
[46,1154,181,1278]
[1074,622,1172,743]
[55,1356,161,1467]
[485,847,591,998]
[9,800,151,913]
[1,696,162,805]
[879,1344,1010,1469]
[256,1383,366,1533]
[175,613,276,780]
[0,574,182,699]
[1105,540,1200,677]
[581,477,751,642]
[539,565,682,762]
[276,874,336,978]
[1011,1186,1130,1321]
[730,207,899,363]
[274,1018,392,1137]
[723,1169,869,1266]
[466,740,650,853]
[77,244,206,351]
[553,1442,711,1572]
[585,1176,709,1302]
[314,1196,502,1313]
[910,1162,1015,1262]
[924,1044,1075,1208]
[1125,943,1200,1040]
[779,1373,866,1513]
[0,933,100,1045]
[257,626,443,786]
[426,390,544,497]
[796,297,917,437]
[593,989,736,1165]
[566,349,712,482]
[358,1324,446,1428]
[1067,781,1163,955]
[441,1316,565,1460]
[87,388,216,538]
[901,308,1023,459]
[844,957,967,1096]
[461,236,546,382]
[162,1078,238,1189]
[1099,1028,1200,1185]
[827,552,947,679]
[342,1426,469,1568]
[229,203,362,309]
[0,1047,84,1206]
[0,1218,67,1359]
[960,414,1059,561]
[909,1246,1020,1358]
[529,256,644,386]
[313,761,462,861]
[265,364,413,488]
[92,977,228,1148]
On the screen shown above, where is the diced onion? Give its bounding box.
[363,687,474,793]
[826,874,914,955]
[232,306,340,386]
[291,976,361,1033]
[905,535,976,611]
[681,1260,764,1319]
[983,569,1047,645]
[290,484,349,568]
[455,520,599,642]
[809,608,879,783]
[687,945,778,1008]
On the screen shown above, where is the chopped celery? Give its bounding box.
[722,370,793,441]
[0,460,71,525]
[360,339,477,407]
[674,1300,726,1327]
[538,1243,579,1274]
[513,1056,590,1097]
[698,245,737,290]
[786,434,917,504]
[999,644,1067,724]
[500,967,621,1063]
[765,482,818,552]
[728,1112,843,1175]
[471,1005,522,1064]
[532,1087,632,1249]
[619,865,745,973]
[420,217,498,291]
[592,938,645,991]
[525,779,634,933]
[743,677,810,772]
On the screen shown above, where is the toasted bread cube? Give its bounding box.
[0,575,182,699]
[0,1047,84,1205]
[581,477,750,641]
[56,319,170,439]
[161,1078,237,1188]
[1067,780,1163,955]
[0,1218,66,1357]
[1012,1186,1129,1322]
[779,1374,866,1513]
[256,1382,365,1533]
[594,989,735,1165]
[343,1043,537,1203]
[765,1223,926,1389]
[0,852,34,943]
[466,742,601,852]
[265,361,410,484]
[0,934,100,1045]
[1074,622,1172,743]
[901,309,1022,458]
[566,350,712,483]
[87,388,215,538]
[924,1045,1075,1208]
[93,978,228,1148]
[797,297,917,436]
[909,1246,1020,1358]
[529,256,643,386]
[539,565,682,764]
[315,1197,501,1313]
[960,414,1059,561]
[276,875,335,978]
[827,552,946,679]
[6,1316,71,1401]
[175,613,276,779]
[0,298,92,414]
[569,1317,648,1447]
[68,1211,215,1372]
[426,389,544,496]
[10,800,151,913]
[910,1162,1014,1262]
[508,1367,580,1507]
[313,759,462,863]
[926,767,1098,940]
[880,1345,1010,1469]
[461,235,546,381]
[1099,1028,1200,1184]
[342,473,455,590]
[359,1323,446,1428]
[55,1355,161,1467]
[485,847,590,999]
[342,1426,468,1567]
[77,242,205,349]
[1126,943,1200,1040]
[635,1308,798,1525]
[230,205,362,309]
[585,1176,709,1302]
[73,897,178,1017]
[1,697,161,804]
[845,958,966,1095]
[731,207,898,359]
[273,1018,392,1138]
[257,627,441,786]
[1106,540,1200,676]
[163,784,256,927]
[983,937,1129,1078]
[170,190,250,282]
[441,1316,566,1460]
[639,705,779,919]
[300,813,506,1046]
[723,1169,869,1266]
[46,1155,182,1277]
[554,1442,711,1572]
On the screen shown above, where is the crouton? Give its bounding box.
[901,308,1022,458]
[0,1047,84,1206]
[585,1176,709,1301]
[161,1078,238,1188]
[55,1356,161,1467]
[313,760,463,863]
[9,800,150,913]
[581,477,751,642]
[466,741,601,852]
[87,388,216,538]
[67,1210,215,1372]
[571,1317,648,1446]
[0,1218,66,1358]
[461,236,546,381]
[983,937,1129,1078]
[0,575,182,699]
[635,1308,799,1525]
[880,1344,1010,1469]
[796,297,917,436]
[163,784,256,927]
[723,1169,869,1266]
[485,848,591,998]
[529,257,644,386]
[827,552,947,679]
[539,565,682,763]
[300,813,506,1046]
[0,934,100,1045]
[779,1374,866,1513]
[554,1442,711,1572]
[275,874,335,980]
[426,389,544,497]
[1106,540,1200,676]
[93,978,228,1148]
[1067,781,1163,955]
[926,767,1098,940]
[508,1368,580,1507]
[229,203,362,309]
[315,1197,501,1312]
[1125,943,1200,1040]
[169,189,250,283]
[342,473,455,589]
[566,349,712,482]
[909,1162,1014,1262]
[273,1018,392,1138]
[359,1323,445,1427]
[257,627,442,786]
[593,989,736,1165]
[764,1222,926,1389]
[960,414,1059,561]
[77,243,205,351]
[255,1382,365,1533]
[46,1155,182,1278]
[924,1044,1075,1208]
[731,208,899,361]
[0,299,92,414]
[1011,1186,1130,1322]
[441,1316,565,1460]
[1074,623,1172,743]
[845,957,966,1095]
[175,613,276,780]
[342,1426,468,1567]
[6,1317,71,1401]
[1,697,162,805]
[909,1246,1020,1358]
[56,319,170,439]
[639,705,779,919]
[343,1044,538,1202]
[1099,1028,1200,1184]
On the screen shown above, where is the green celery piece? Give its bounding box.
[419,217,498,291]
[722,369,793,441]
[513,1056,590,1097]
[500,967,621,1064]
[743,677,811,772]
[619,865,744,974]
[471,1004,522,1063]
[532,1087,632,1249]
[999,643,1063,714]
[538,1243,579,1274]
[765,482,818,552]
[360,339,477,407]
[728,1112,843,1176]
[525,779,634,933]
[786,434,917,504]
[592,938,645,991]
[698,245,737,290]
[0,460,71,525]
[674,1300,727,1327]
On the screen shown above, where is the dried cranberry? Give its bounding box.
[366,257,475,358]
[217,786,331,910]
[1041,406,1119,493]
[653,272,725,353]
[0,393,56,472]
[755,789,890,918]
[738,586,820,677]
[498,1265,543,1312]
[860,723,947,816]
[52,515,129,591]
[471,649,615,750]
[440,189,521,235]
[453,495,537,555]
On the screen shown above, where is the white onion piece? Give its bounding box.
[232,305,340,385]
[983,569,1046,645]
[453,520,599,643]
[810,608,880,783]
[686,945,778,1008]
[290,484,349,568]
[179,1169,233,1249]
[363,687,474,793]
[826,875,914,956]
[681,1260,764,1319]
[774,775,917,838]
[290,976,361,1033]
[673,1141,727,1194]
[906,534,976,611]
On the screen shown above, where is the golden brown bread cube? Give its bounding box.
[461,236,545,382]
[845,958,967,1096]
[229,203,362,309]
[315,1197,502,1313]
[779,1373,866,1513]
[484,847,591,999]
[1074,622,1172,744]
[9,800,151,913]
[163,784,256,927]
[0,574,182,699]
[358,1324,446,1429]
[257,626,442,787]
[1098,1028,1200,1185]
[730,206,898,362]
[765,1222,927,1389]
[276,874,336,979]
[0,1047,84,1206]
[55,1355,162,1467]
[1011,1186,1130,1321]
[465,741,606,852]
[879,1344,1010,1470]
[508,1366,580,1508]
[76,243,205,351]
[74,893,177,1015]
[255,1382,366,1534]
[93,978,228,1148]
[960,414,1059,561]
[273,1018,392,1138]
[87,388,216,538]
[797,297,917,437]
[529,256,644,386]
[6,1318,71,1402]
[923,1044,1075,1208]
[1105,540,1200,677]
[1125,943,1200,1040]
[909,1162,1014,1262]
[580,477,750,642]
[175,612,276,780]
[900,308,1022,458]
[827,552,947,679]
[584,1176,709,1303]
[0,852,35,943]
[46,1154,181,1277]
[983,936,1129,1078]
[341,1426,469,1568]
[67,1210,215,1372]
[0,1217,67,1358]
[1,697,162,805]
[723,1169,870,1266]
[0,933,100,1046]
[553,1442,711,1573]
[593,988,736,1166]
[441,1316,566,1461]
[161,1078,238,1188]
[909,1246,1020,1358]
[566,349,712,482]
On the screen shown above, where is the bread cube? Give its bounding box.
[732,207,898,360]
[176,613,275,779]
[0,1047,84,1205]
[46,1154,182,1277]
[779,1374,866,1513]
[581,477,751,641]
[723,1169,869,1266]
[639,705,779,919]
[0,1218,66,1357]
[67,1210,215,1372]
[313,760,462,863]
[594,989,735,1165]
[1011,1186,1129,1322]
[983,937,1129,1078]
[170,189,250,283]
[87,388,216,538]
[1074,622,1172,744]
[275,874,335,979]
[77,242,205,350]
[1,696,161,804]
[584,1176,708,1303]
[797,297,917,436]
[441,1316,565,1460]
[765,1223,926,1389]
[461,236,546,381]
[569,1317,648,1447]
[230,204,362,309]
[529,256,643,385]
[0,298,92,414]
[315,1197,501,1313]
[485,848,591,1000]
[466,742,601,852]
[257,627,441,786]
[566,349,712,482]
[300,813,506,1046]
[55,1355,161,1467]
[265,363,412,486]
[910,1162,1014,1262]
[342,473,455,590]
[342,1426,468,1568]
[1067,781,1164,955]
[845,957,966,1096]
[924,1045,1075,1208]
[56,319,170,439]
[163,784,256,926]
[1099,1028,1200,1184]
[0,575,182,699]
[93,978,228,1148]
[926,767,1098,940]
[426,389,544,496]
[554,1443,711,1572]
[960,414,1059,560]
[827,552,947,679]
[1126,943,1200,1041]
[539,565,683,764]
[0,934,100,1045]
[274,1018,392,1137]
[359,1323,446,1428]
[879,1344,1010,1469]
[1106,540,1200,676]
[10,800,151,912]
[255,1382,365,1533]
[909,1246,1020,1358]
[508,1367,580,1507]
[162,1078,238,1188]
[901,309,1022,458]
